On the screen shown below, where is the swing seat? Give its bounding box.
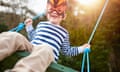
[17,51,78,72]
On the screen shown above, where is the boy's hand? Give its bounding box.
[81,43,90,49]
[78,43,91,53]
[24,18,33,27]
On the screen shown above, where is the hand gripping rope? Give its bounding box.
[9,13,45,32]
[80,0,109,72]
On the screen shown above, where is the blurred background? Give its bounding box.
[0,0,120,72]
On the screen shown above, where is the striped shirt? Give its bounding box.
[26,21,83,61]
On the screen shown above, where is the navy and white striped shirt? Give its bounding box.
[26,21,83,61]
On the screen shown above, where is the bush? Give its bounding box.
[0,24,8,33]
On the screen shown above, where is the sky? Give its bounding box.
[0,0,47,15]
[27,0,47,14]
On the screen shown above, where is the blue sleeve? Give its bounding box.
[25,25,36,41]
[61,33,81,56]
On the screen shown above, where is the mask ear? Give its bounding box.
[47,0,67,11]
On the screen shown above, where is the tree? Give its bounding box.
[0,0,37,29]
[104,0,120,72]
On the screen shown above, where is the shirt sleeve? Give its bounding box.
[61,33,84,56]
[25,24,36,41]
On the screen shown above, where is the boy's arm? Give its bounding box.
[25,25,35,41]
[25,18,36,41]
[61,34,90,56]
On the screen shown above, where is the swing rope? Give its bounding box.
[81,0,109,72]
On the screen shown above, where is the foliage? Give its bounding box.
[0,24,8,33]
[58,0,120,72]
[0,53,21,71]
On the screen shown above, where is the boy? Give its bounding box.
[0,0,90,72]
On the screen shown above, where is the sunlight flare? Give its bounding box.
[77,0,98,6]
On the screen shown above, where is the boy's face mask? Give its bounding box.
[47,4,66,16]
[47,0,67,17]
